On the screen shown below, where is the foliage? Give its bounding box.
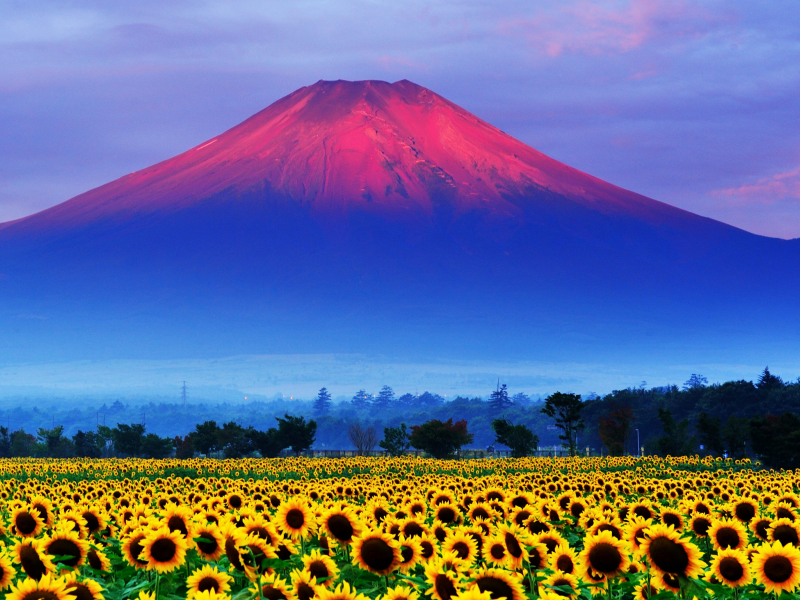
[409,418,474,458]
[597,403,634,456]
[276,413,317,455]
[347,422,378,455]
[541,392,585,456]
[313,387,332,415]
[750,412,800,469]
[379,423,410,456]
[488,383,512,412]
[491,418,538,457]
[656,408,696,456]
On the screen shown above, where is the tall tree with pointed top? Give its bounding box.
[489,382,512,412]
[314,387,332,415]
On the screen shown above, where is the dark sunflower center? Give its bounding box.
[83,512,100,532]
[476,576,514,600]
[403,522,424,538]
[451,542,469,559]
[542,538,559,554]
[434,574,457,600]
[167,516,188,536]
[776,508,795,521]
[150,538,177,562]
[69,583,94,600]
[490,544,506,560]
[360,537,395,572]
[718,557,744,582]
[87,549,103,570]
[16,512,37,534]
[437,507,456,523]
[47,538,81,567]
[472,507,490,520]
[529,522,549,535]
[663,514,681,529]
[421,541,435,559]
[20,544,47,580]
[715,527,740,549]
[764,555,793,583]
[596,524,621,540]
[588,542,622,573]
[308,560,330,579]
[773,525,799,547]
[648,536,689,574]
[755,520,770,539]
[229,495,243,509]
[327,515,354,541]
[242,544,268,571]
[297,583,315,600]
[262,586,287,600]
[556,555,574,573]
[197,534,219,555]
[33,505,48,522]
[286,509,305,529]
[550,578,571,597]
[198,576,220,592]
[130,536,148,565]
[501,533,522,558]
[570,504,584,518]
[374,508,388,523]
[21,593,60,600]
[633,507,653,520]
[528,547,544,569]
[692,518,711,536]
[734,504,756,522]
[401,546,414,563]
[277,544,293,561]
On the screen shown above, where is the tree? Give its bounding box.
[276,414,317,455]
[314,388,332,415]
[249,428,284,458]
[409,419,474,459]
[73,431,103,458]
[10,429,36,457]
[0,427,10,458]
[541,392,585,456]
[380,424,410,457]
[683,374,708,391]
[511,392,531,406]
[374,386,396,410]
[489,383,512,412]
[750,413,800,469]
[96,425,114,457]
[348,422,378,455]
[173,434,194,459]
[194,421,221,456]
[757,367,784,390]
[351,390,370,410]
[112,424,145,457]
[37,426,73,458]
[598,404,634,456]
[218,422,252,458]
[141,433,174,459]
[723,416,749,459]
[696,412,724,456]
[491,418,538,457]
[656,409,695,456]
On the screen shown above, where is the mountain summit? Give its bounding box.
[0,80,797,364]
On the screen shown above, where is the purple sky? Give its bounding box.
[1,0,799,238]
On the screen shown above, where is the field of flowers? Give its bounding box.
[1,456,799,600]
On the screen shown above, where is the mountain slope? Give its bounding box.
[0,79,797,365]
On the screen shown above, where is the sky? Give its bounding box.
[0,1,799,238]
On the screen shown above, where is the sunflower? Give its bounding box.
[709,518,747,551]
[5,574,74,600]
[239,533,279,581]
[482,536,507,568]
[276,499,315,540]
[752,515,773,541]
[381,585,420,600]
[496,523,529,570]
[533,531,567,555]
[221,523,246,572]
[11,506,45,538]
[302,549,339,588]
[442,530,479,565]
[732,498,759,523]
[162,505,194,545]
[434,503,461,525]
[187,565,233,598]
[352,530,401,576]
[43,526,89,570]
[711,548,752,588]
[321,507,362,547]
[62,573,105,600]
[291,569,321,600]
[468,567,525,600]
[59,512,89,539]
[0,554,17,590]
[541,570,580,598]
[316,582,369,600]
[769,518,800,547]
[194,524,225,561]
[418,532,438,563]
[658,508,684,531]
[85,547,110,573]
[79,508,106,536]
[121,533,150,570]
[12,538,54,581]
[640,524,705,578]
[549,545,579,575]
[450,591,491,600]
[624,515,652,554]
[688,514,712,538]
[250,573,297,600]
[398,517,427,539]
[526,541,548,571]
[193,591,229,600]
[753,541,800,595]
[140,527,188,573]
[29,496,55,528]
[424,558,463,600]
[578,530,631,580]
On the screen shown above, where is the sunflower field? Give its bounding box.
[1,455,800,600]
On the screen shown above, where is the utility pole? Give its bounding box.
[182,381,188,407]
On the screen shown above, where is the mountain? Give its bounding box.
[0,79,798,366]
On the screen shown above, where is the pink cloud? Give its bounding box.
[712,167,800,204]
[499,0,733,57]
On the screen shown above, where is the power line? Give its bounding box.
[182,381,188,407]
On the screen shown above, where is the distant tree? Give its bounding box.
[276,414,317,455]
[348,422,379,455]
[141,433,174,459]
[409,419,474,459]
[723,416,749,459]
[541,392,585,456]
[656,409,695,456]
[0,426,10,458]
[173,434,194,459]
[96,425,114,457]
[112,424,145,457]
[416,392,443,407]
[750,413,800,469]
[37,426,73,458]
[249,428,284,458]
[598,404,634,456]
[683,374,708,391]
[511,392,531,406]
[218,422,252,458]
[380,423,410,457]
[193,421,221,456]
[10,429,36,457]
[374,386,396,410]
[73,430,103,458]
[489,383,513,412]
[696,412,725,456]
[351,390,370,410]
[491,418,538,457]
[314,388,332,415]
[757,367,784,390]
[396,393,415,407]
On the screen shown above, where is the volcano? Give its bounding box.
[1,79,798,365]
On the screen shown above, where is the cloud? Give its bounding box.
[712,167,800,204]
[499,0,733,57]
